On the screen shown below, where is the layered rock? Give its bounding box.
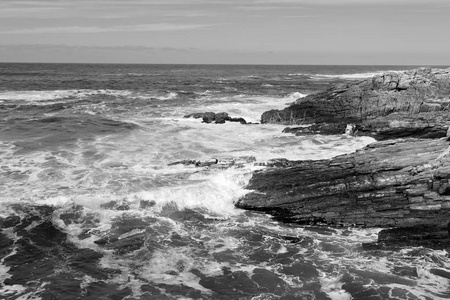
[262,67,450,139]
[236,138,450,230]
[369,225,450,250]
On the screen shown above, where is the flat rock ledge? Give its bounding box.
[236,138,450,249]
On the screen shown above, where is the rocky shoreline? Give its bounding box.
[236,67,450,249]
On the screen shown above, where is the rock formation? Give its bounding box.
[262,67,450,139]
[237,67,450,249]
[237,138,450,227]
[184,112,249,124]
[168,158,219,167]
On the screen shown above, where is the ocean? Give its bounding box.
[0,63,449,299]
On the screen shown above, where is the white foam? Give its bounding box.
[191,92,307,123]
[314,71,404,80]
[140,248,214,293]
[0,89,179,108]
[132,166,253,217]
[289,70,405,80]
[0,89,132,102]
[0,90,78,101]
[0,285,28,299]
[285,91,308,100]
[0,116,375,207]
[154,91,178,101]
[0,228,18,290]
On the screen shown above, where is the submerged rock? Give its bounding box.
[263,67,450,139]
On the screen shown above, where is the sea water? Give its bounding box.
[0,63,449,299]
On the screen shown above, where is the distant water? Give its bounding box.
[1,63,449,300]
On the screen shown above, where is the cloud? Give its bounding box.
[1,44,146,50]
[252,0,446,5]
[236,5,306,11]
[0,23,212,34]
[0,43,197,54]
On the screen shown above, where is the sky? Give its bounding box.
[0,0,449,65]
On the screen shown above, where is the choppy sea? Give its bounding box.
[0,63,449,300]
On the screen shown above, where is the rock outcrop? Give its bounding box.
[237,138,450,230]
[367,225,450,250]
[236,68,450,249]
[184,112,249,124]
[262,67,450,139]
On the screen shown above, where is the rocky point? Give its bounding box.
[237,67,450,249]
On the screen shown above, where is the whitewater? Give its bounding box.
[0,63,449,299]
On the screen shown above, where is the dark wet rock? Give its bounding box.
[215,112,229,123]
[262,67,450,139]
[283,123,347,135]
[139,200,156,209]
[202,111,216,123]
[303,226,337,236]
[168,158,218,167]
[387,288,424,300]
[237,138,450,232]
[237,137,450,249]
[430,268,450,279]
[184,111,250,124]
[255,158,297,168]
[373,225,450,250]
[169,156,256,169]
[229,117,248,124]
[392,266,419,278]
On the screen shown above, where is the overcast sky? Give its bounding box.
[0,0,449,65]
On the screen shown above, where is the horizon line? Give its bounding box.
[1,61,448,67]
